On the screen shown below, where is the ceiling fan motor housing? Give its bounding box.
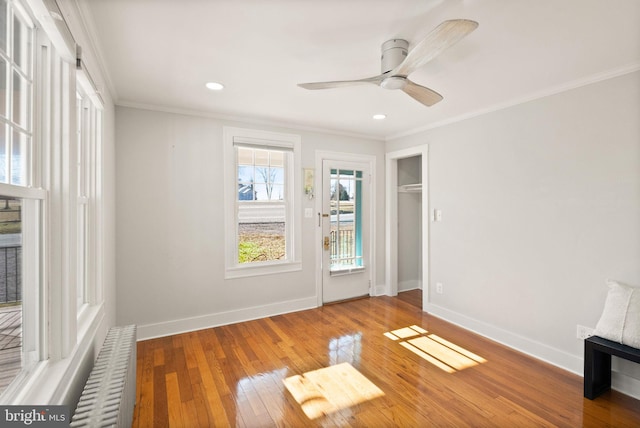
[381,38,408,74]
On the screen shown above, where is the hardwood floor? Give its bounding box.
[133,290,640,427]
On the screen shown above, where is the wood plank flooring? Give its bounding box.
[0,305,21,394]
[133,290,640,427]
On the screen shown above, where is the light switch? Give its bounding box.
[434,209,442,222]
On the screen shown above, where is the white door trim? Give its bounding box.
[385,145,429,309]
[315,151,376,307]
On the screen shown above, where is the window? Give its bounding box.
[0,0,42,396]
[237,146,286,263]
[223,127,301,278]
[0,0,106,404]
[75,80,102,313]
[329,168,364,270]
[74,48,104,318]
[76,92,86,310]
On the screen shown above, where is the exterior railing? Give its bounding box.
[0,245,21,304]
[330,229,359,267]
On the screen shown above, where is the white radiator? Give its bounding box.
[71,325,137,428]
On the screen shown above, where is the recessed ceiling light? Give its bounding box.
[373,114,386,120]
[205,82,224,91]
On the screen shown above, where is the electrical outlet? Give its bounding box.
[576,325,594,340]
[436,283,443,294]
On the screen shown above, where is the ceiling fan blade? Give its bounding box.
[392,19,478,77]
[298,75,384,90]
[402,79,443,107]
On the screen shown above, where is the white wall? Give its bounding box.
[115,107,385,339]
[387,70,640,397]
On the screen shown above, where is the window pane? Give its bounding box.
[76,94,83,196]
[339,178,354,201]
[0,58,6,118]
[12,70,29,129]
[0,196,22,395]
[12,13,30,73]
[331,179,351,201]
[254,166,267,184]
[254,183,269,200]
[0,123,6,183]
[238,183,254,201]
[254,149,269,166]
[0,0,6,54]
[77,204,87,310]
[238,206,285,263]
[272,167,284,185]
[271,184,284,200]
[11,130,27,185]
[270,151,283,167]
[237,147,253,165]
[237,165,253,183]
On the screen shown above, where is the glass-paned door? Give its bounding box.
[322,160,370,303]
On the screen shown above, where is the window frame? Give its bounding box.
[0,0,44,400]
[75,73,102,315]
[223,127,301,278]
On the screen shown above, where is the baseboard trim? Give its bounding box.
[425,303,640,400]
[612,365,640,400]
[137,296,318,341]
[372,283,387,296]
[398,280,422,292]
[425,303,581,374]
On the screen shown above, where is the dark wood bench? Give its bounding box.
[584,335,640,399]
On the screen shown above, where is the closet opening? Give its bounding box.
[385,145,429,310]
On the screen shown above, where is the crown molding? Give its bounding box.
[387,62,640,142]
[116,100,385,143]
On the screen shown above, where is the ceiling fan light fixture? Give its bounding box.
[380,76,407,90]
[205,81,224,91]
[296,19,478,107]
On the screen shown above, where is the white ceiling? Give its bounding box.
[80,0,640,140]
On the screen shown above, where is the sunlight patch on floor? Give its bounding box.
[385,325,487,373]
[283,362,384,420]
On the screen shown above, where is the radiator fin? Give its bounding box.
[71,325,136,428]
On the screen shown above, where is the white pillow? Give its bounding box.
[594,280,640,349]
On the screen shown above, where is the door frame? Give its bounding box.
[314,151,377,307]
[385,145,429,309]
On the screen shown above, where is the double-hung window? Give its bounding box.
[0,0,43,396]
[223,127,301,278]
[75,68,103,315]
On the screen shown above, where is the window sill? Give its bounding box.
[225,261,302,279]
[9,303,105,405]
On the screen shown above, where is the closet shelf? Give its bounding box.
[398,183,422,193]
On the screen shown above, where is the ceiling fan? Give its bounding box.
[298,19,478,107]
